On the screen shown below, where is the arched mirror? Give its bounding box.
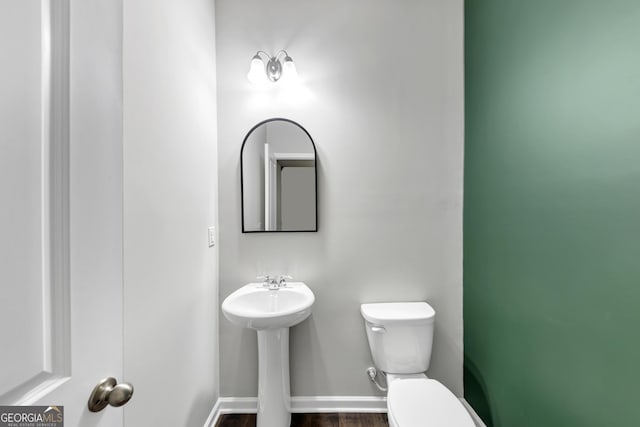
[241,118,317,232]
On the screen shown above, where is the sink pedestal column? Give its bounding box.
[257,328,291,427]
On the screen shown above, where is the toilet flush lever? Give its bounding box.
[371,325,386,333]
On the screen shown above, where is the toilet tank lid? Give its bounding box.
[361,302,435,324]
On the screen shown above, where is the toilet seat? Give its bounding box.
[387,378,475,427]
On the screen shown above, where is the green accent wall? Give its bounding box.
[464,1,640,426]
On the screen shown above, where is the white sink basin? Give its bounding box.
[222,282,314,330]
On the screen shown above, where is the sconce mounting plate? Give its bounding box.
[266,57,282,82]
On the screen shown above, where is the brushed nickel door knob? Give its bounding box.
[88,377,134,412]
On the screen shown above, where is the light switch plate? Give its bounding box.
[208,226,215,247]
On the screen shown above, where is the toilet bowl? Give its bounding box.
[361,302,474,427]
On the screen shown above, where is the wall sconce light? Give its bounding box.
[247,50,298,84]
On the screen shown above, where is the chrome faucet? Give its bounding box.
[257,274,292,290]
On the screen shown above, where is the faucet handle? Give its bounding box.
[256,274,271,283]
[278,274,292,285]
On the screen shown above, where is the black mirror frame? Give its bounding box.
[240,117,318,233]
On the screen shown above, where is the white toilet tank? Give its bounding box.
[361,302,435,374]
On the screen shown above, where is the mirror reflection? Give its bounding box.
[241,118,317,232]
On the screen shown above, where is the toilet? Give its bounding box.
[361,302,475,427]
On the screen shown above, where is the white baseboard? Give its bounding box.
[205,396,486,427]
[291,396,387,413]
[204,396,387,426]
[217,397,259,414]
[203,398,221,427]
[461,398,488,427]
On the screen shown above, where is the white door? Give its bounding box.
[0,1,126,426]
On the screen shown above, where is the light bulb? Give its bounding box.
[281,56,299,84]
[247,55,268,85]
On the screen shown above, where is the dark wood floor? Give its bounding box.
[215,413,389,427]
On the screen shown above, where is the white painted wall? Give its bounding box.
[123,0,219,425]
[266,121,314,154]
[0,0,44,395]
[216,0,464,398]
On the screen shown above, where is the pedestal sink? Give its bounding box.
[222,281,314,427]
